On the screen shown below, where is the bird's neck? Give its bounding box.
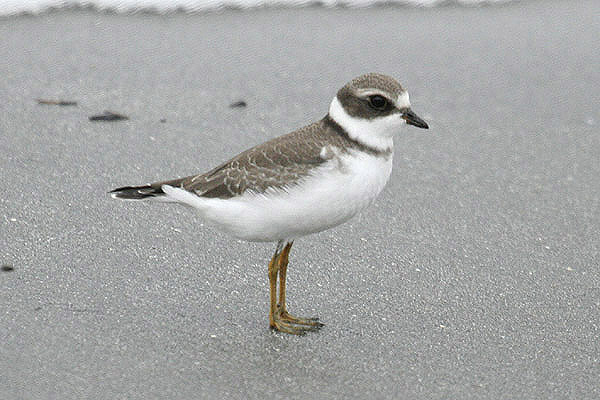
[327,96,395,153]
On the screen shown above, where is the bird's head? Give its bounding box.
[328,73,428,151]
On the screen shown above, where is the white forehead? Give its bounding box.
[396,91,410,109]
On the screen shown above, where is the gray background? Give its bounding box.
[1,0,599,398]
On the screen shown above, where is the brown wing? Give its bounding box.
[175,119,341,199]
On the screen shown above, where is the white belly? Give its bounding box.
[164,150,393,242]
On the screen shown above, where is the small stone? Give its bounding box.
[89,111,129,121]
[229,100,247,108]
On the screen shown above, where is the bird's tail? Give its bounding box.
[109,184,165,200]
[109,177,186,202]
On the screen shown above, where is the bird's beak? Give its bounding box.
[402,109,429,129]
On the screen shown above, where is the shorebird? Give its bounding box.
[110,73,428,334]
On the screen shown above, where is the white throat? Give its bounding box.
[328,96,403,152]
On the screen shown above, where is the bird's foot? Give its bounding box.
[270,307,324,335]
[279,308,323,326]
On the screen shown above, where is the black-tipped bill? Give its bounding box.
[402,109,429,129]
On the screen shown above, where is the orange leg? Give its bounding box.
[267,246,280,329]
[277,242,293,313]
[268,241,323,335]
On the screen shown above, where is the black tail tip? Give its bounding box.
[109,185,163,200]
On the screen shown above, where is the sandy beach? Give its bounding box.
[1,0,599,398]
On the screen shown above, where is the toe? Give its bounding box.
[279,311,324,327]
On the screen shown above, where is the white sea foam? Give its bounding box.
[0,0,517,16]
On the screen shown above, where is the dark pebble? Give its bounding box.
[89,111,129,121]
[1,265,14,272]
[229,100,247,108]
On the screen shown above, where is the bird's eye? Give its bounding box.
[368,95,388,110]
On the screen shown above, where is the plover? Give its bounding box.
[110,73,428,335]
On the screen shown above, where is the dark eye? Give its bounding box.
[368,95,388,110]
